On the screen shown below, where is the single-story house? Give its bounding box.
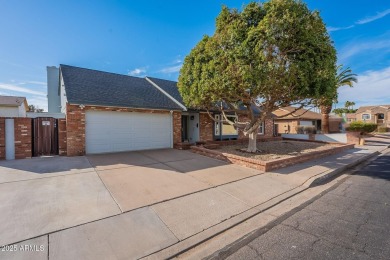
[0,95,28,117]
[273,106,342,134]
[273,106,322,134]
[54,64,275,156]
[350,105,390,127]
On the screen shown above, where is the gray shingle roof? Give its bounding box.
[0,95,26,107]
[146,77,184,106]
[60,65,183,110]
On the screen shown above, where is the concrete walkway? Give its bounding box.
[0,136,389,260]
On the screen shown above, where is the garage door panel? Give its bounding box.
[85,111,172,154]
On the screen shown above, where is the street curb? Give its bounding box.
[307,151,380,187]
[142,150,380,260]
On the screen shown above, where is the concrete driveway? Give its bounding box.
[0,149,260,248]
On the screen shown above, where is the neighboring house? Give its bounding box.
[346,113,357,123]
[273,106,322,134]
[351,105,390,127]
[54,64,275,156]
[0,96,28,117]
[273,106,342,134]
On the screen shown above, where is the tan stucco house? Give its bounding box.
[349,105,390,127]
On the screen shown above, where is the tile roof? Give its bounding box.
[356,105,390,114]
[59,64,183,111]
[0,95,26,107]
[274,106,322,120]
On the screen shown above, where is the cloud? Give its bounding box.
[0,83,46,96]
[28,97,48,111]
[128,68,146,76]
[338,38,390,63]
[328,8,390,33]
[25,81,47,85]
[327,25,354,32]
[356,9,390,25]
[159,65,182,74]
[338,66,390,107]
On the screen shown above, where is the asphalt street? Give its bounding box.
[225,151,390,260]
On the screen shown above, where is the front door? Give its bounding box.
[188,113,199,143]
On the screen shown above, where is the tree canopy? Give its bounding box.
[178,0,337,151]
[28,104,44,113]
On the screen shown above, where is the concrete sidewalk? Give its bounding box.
[1,140,388,260]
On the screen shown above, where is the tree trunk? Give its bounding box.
[320,105,332,134]
[246,131,258,153]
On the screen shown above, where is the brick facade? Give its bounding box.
[237,115,274,139]
[172,111,182,148]
[14,118,32,159]
[65,104,182,156]
[0,118,5,160]
[199,112,214,141]
[58,119,67,156]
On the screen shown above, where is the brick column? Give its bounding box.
[58,119,67,156]
[14,118,32,159]
[172,111,181,148]
[0,118,5,160]
[66,104,85,156]
[264,119,274,137]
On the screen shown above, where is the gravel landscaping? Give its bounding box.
[218,141,339,161]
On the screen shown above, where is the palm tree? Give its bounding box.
[320,65,358,133]
[345,101,353,109]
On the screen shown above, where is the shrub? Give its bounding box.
[295,125,316,134]
[304,126,317,134]
[346,121,377,134]
[296,126,304,134]
[377,126,388,133]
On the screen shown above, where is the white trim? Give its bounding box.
[145,77,187,111]
[258,121,265,135]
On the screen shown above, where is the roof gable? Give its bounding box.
[146,77,184,106]
[59,65,183,110]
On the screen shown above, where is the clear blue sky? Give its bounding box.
[1,0,389,111]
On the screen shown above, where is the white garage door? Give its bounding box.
[85,110,172,154]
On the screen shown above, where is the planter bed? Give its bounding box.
[191,140,354,172]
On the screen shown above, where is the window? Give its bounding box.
[258,121,264,135]
[378,113,385,120]
[222,115,238,135]
[215,115,238,136]
[362,114,371,120]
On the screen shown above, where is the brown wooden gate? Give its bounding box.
[32,117,59,156]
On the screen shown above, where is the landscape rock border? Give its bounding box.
[191,142,355,172]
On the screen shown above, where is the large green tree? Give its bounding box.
[178,0,337,152]
[319,65,357,133]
